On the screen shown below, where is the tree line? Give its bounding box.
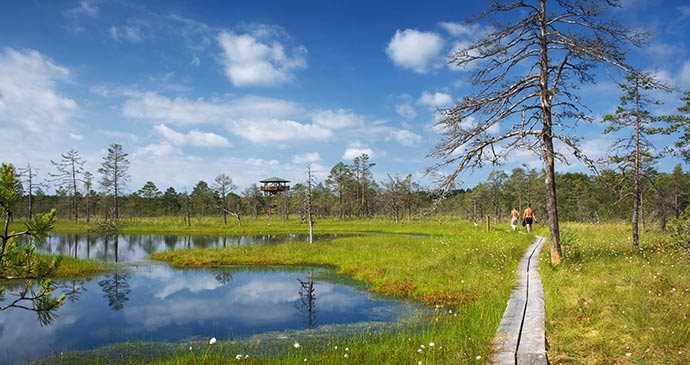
[7,146,690,231]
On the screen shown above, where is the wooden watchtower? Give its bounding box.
[260,177,291,195]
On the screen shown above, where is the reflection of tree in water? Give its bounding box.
[296,271,317,329]
[163,235,179,250]
[214,271,233,285]
[59,279,90,303]
[98,273,131,311]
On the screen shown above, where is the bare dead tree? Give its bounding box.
[429,0,648,264]
[50,149,86,222]
[213,173,237,225]
[18,162,47,218]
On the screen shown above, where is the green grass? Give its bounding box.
[541,222,690,365]
[54,255,109,277]
[40,217,535,364]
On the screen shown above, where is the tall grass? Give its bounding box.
[541,222,690,365]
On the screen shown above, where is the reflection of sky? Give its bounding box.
[25,233,339,262]
[0,265,417,365]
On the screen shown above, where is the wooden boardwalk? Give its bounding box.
[490,236,548,365]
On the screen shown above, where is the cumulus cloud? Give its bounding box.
[122,91,339,146]
[0,48,77,133]
[439,21,491,39]
[457,115,501,135]
[342,143,374,160]
[122,91,301,124]
[217,28,307,87]
[386,29,444,73]
[418,91,453,108]
[291,152,321,164]
[153,124,231,148]
[230,119,332,145]
[390,130,423,147]
[311,109,363,129]
[395,102,417,120]
[136,142,181,157]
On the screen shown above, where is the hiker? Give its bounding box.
[523,204,536,233]
[510,207,520,231]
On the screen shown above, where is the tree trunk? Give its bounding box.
[632,76,641,250]
[539,0,561,264]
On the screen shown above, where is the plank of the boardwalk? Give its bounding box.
[490,237,548,365]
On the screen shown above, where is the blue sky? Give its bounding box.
[1,0,689,194]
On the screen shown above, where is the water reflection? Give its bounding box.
[0,265,418,364]
[26,233,339,262]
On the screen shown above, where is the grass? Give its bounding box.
[39,217,535,364]
[54,255,109,277]
[541,222,690,365]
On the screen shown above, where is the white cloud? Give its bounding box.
[439,22,489,38]
[681,5,690,18]
[390,130,423,147]
[680,60,690,88]
[69,133,83,140]
[246,158,279,166]
[136,142,181,157]
[343,143,374,160]
[230,119,332,145]
[69,0,99,17]
[217,29,307,87]
[153,124,231,148]
[312,109,363,129]
[123,91,300,124]
[396,102,416,120]
[110,24,144,43]
[291,152,321,164]
[386,29,444,73]
[0,48,77,133]
[122,91,335,146]
[418,91,453,108]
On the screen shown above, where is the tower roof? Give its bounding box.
[260,177,290,183]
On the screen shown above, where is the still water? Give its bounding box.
[31,233,339,262]
[1,234,419,364]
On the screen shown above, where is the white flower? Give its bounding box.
[626,353,632,357]
[209,337,217,345]
[418,349,423,353]
[344,353,349,358]
[345,347,349,352]
[236,354,243,360]
[475,355,482,360]
[294,342,301,349]
[429,342,435,347]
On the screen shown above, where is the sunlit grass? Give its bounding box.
[54,256,109,277]
[541,222,690,365]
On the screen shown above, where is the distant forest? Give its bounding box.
[9,151,690,230]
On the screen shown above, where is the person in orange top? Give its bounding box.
[523,204,536,233]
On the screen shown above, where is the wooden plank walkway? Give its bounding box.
[490,236,548,365]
